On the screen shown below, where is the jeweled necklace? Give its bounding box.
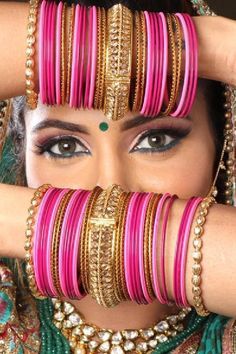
[52,299,191,354]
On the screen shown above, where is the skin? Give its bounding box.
[23,82,216,330]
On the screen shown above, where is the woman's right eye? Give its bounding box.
[36,136,90,159]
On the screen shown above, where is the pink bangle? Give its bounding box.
[50,2,57,105]
[173,198,194,307]
[46,2,53,105]
[180,197,202,307]
[78,6,86,107]
[138,193,153,304]
[124,192,139,301]
[70,4,81,108]
[46,188,69,297]
[152,193,171,304]
[157,12,168,116]
[152,12,162,117]
[150,12,159,117]
[39,0,46,104]
[89,6,98,108]
[34,187,56,296]
[55,1,63,105]
[84,7,93,109]
[159,194,177,304]
[183,14,198,117]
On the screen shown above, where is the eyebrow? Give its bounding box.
[120,115,162,131]
[32,119,89,134]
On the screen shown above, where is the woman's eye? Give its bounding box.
[36,137,90,159]
[130,129,185,154]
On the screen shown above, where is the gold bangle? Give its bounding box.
[98,7,107,110]
[80,186,102,294]
[0,100,12,159]
[61,3,67,105]
[131,11,142,112]
[138,11,147,112]
[161,13,177,116]
[114,191,128,302]
[192,196,215,317]
[89,185,123,307]
[25,184,51,299]
[25,0,39,110]
[66,4,75,104]
[94,7,102,110]
[171,14,182,107]
[104,4,133,121]
[51,190,75,296]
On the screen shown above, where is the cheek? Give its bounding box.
[125,143,215,198]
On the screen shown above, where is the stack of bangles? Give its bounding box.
[26,1,198,120]
[25,184,215,317]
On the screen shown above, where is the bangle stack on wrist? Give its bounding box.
[26,1,198,121]
[25,184,214,318]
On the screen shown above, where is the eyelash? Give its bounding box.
[34,128,189,160]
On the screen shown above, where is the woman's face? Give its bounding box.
[24,84,216,198]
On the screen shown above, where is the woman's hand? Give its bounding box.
[194,15,236,86]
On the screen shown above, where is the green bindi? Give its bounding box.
[99,122,109,132]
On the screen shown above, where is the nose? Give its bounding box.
[95,147,130,192]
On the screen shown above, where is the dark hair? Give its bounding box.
[9,0,225,201]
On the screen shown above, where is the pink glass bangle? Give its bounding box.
[180,197,202,307]
[170,13,190,118]
[84,7,92,108]
[78,6,86,107]
[138,192,153,304]
[34,187,57,296]
[183,14,198,117]
[157,12,168,116]
[149,12,159,117]
[152,12,162,117]
[89,6,98,108]
[124,192,139,301]
[56,1,63,105]
[152,193,171,304]
[173,198,194,307]
[39,0,46,104]
[159,194,177,304]
[70,4,81,108]
[46,2,53,105]
[50,2,57,105]
[46,188,69,297]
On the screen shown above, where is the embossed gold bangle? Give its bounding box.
[131,11,142,112]
[88,185,123,307]
[104,4,133,121]
[25,184,51,299]
[192,196,215,317]
[66,4,75,104]
[114,191,128,302]
[161,13,177,116]
[51,190,75,295]
[0,100,12,158]
[171,14,182,107]
[25,0,39,110]
[93,7,101,109]
[61,3,67,105]
[80,186,102,294]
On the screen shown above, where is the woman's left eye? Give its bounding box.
[130,129,186,154]
[36,136,90,159]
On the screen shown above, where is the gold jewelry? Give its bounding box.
[66,4,75,104]
[161,14,177,116]
[25,184,51,299]
[0,99,12,158]
[170,14,182,108]
[80,186,102,294]
[138,11,147,113]
[25,0,39,110]
[51,190,75,296]
[131,11,142,112]
[191,196,216,317]
[61,3,67,105]
[52,298,191,354]
[94,7,102,109]
[104,4,133,121]
[88,185,123,307]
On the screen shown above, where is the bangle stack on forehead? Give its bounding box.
[26,1,198,121]
[25,184,213,321]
